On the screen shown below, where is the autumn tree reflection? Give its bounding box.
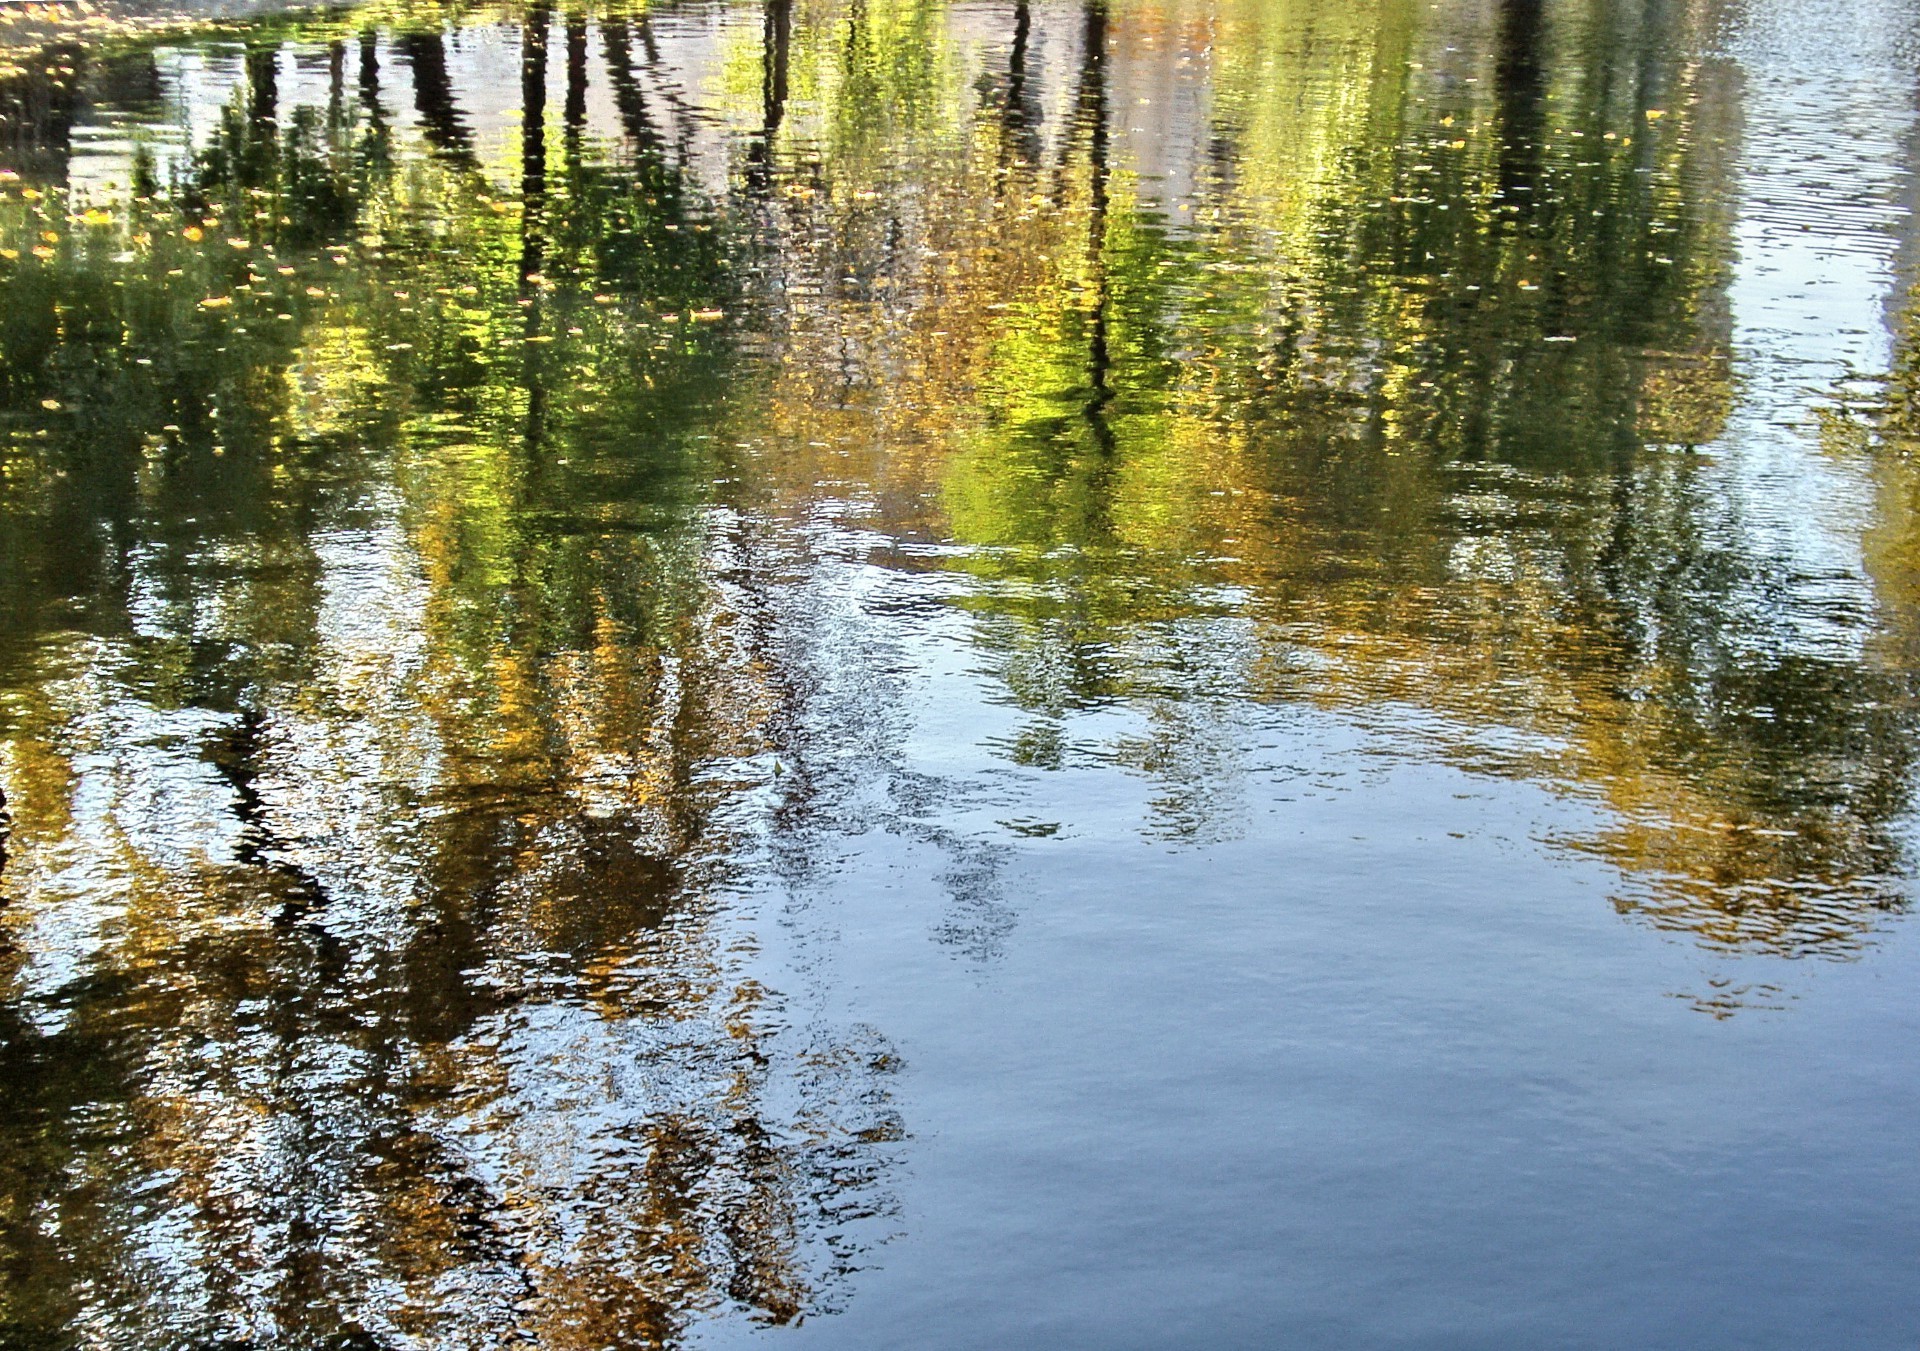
[2,0,1920,1340]
[713,0,1916,949]
[0,6,901,1344]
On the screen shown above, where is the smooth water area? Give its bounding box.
[2,0,1919,1345]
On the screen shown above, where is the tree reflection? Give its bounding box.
[0,6,899,1344]
[1,0,1918,1340]
[394,28,472,171]
[718,0,1914,947]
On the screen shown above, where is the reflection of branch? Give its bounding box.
[327,40,344,128]
[998,0,1041,170]
[603,20,663,155]
[355,28,393,177]
[357,29,381,117]
[564,10,588,162]
[1077,0,1114,454]
[397,31,478,168]
[522,6,550,273]
[1495,0,1545,215]
[764,0,791,141]
[247,42,278,129]
[205,709,326,922]
[745,0,791,195]
[523,6,551,453]
[845,0,867,65]
[634,15,702,170]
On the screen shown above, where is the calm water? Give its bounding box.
[2,0,1919,1345]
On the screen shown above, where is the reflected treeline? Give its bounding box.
[2,0,1920,1338]
[712,0,1916,952]
[1,4,899,1345]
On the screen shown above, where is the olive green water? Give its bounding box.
[2,0,1919,1345]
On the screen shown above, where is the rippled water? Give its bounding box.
[2,0,1919,1344]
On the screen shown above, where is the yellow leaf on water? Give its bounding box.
[691,309,725,322]
[199,295,231,308]
[182,226,204,242]
[40,399,61,411]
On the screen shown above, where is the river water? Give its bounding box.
[1,0,1918,1345]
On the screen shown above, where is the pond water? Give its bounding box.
[2,0,1919,1345]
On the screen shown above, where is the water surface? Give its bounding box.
[2,0,1919,1345]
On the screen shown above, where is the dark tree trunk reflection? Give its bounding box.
[1077,0,1114,454]
[398,30,477,168]
[1496,0,1547,218]
[746,0,792,195]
